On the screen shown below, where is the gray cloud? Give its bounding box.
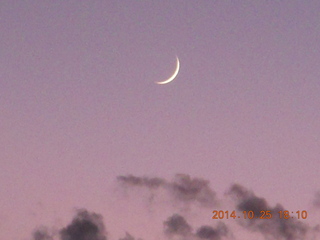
[30,175,319,240]
[163,214,193,237]
[117,174,217,208]
[163,214,230,240]
[170,174,217,207]
[196,226,219,240]
[60,209,107,240]
[32,227,53,240]
[227,184,310,240]
[196,222,229,240]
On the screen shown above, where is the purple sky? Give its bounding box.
[1,1,320,239]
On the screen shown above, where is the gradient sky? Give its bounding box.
[1,1,320,240]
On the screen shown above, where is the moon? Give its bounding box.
[156,57,180,85]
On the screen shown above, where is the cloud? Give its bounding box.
[60,209,107,240]
[163,214,230,240]
[227,183,309,240]
[32,227,53,240]
[169,174,217,207]
[195,222,229,240]
[30,174,319,240]
[228,184,269,215]
[196,226,219,239]
[163,214,193,237]
[117,174,217,208]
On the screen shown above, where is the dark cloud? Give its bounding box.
[196,226,219,240]
[163,214,192,236]
[170,174,217,207]
[60,209,107,240]
[227,184,310,240]
[276,216,308,240]
[163,214,230,240]
[32,227,53,240]
[237,196,269,221]
[30,175,319,240]
[195,222,230,240]
[227,183,252,201]
[117,174,217,208]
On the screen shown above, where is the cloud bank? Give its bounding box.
[31,174,319,240]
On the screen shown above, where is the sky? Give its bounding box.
[1,1,320,239]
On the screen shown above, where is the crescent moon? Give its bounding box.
[156,57,180,85]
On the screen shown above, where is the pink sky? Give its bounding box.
[1,1,320,239]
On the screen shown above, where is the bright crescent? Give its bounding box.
[156,57,180,85]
